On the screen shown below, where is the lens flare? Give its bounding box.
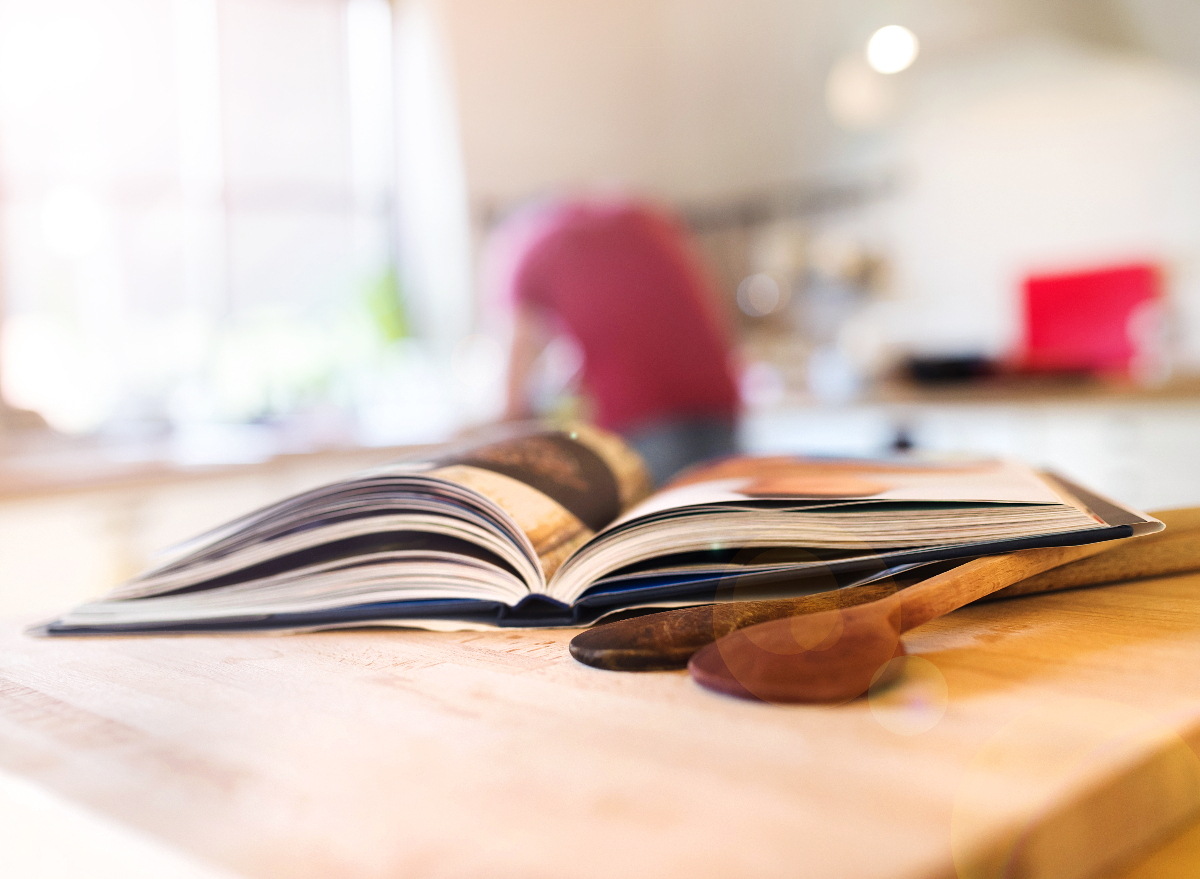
[868,655,947,735]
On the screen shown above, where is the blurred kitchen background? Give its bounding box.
[2,0,1200,615]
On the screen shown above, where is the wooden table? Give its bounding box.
[4,574,1200,879]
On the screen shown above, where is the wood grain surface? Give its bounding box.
[5,573,1200,879]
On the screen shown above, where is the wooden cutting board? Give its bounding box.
[3,572,1200,879]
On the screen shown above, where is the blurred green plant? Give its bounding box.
[363,267,409,344]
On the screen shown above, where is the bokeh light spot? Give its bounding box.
[868,655,948,735]
[866,25,919,75]
[737,273,782,317]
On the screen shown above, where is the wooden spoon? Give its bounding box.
[572,508,1200,672]
[985,506,1200,599]
[687,540,1125,704]
[570,573,916,671]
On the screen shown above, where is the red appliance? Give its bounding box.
[1020,263,1162,375]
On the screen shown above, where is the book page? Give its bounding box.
[426,465,592,582]
[610,456,1070,529]
[101,423,648,605]
[547,456,1126,605]
[403,424,652,581]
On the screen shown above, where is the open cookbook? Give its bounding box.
[38,423,1162,635]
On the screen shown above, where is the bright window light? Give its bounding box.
[0,0,405,440]
[866,25,918,75]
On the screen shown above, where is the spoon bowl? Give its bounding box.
[688,603,906,703]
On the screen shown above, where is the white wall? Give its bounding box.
[869,38,1200,365]
[434,0,847,206]
[428,0,1143,209]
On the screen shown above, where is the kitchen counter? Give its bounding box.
[3,572,1200,878]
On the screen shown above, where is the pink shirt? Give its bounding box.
[488,199,740,433]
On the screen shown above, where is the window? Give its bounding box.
[0,0,407,452]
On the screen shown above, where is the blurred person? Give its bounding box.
[484,195,741,486]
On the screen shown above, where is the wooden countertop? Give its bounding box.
[4,574,1200,879]
[734,355,1200,411]
[861,373,1200,407]
[0,440,416,502]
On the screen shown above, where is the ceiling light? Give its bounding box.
[866,25,918,75]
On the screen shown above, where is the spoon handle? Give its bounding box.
[894,540,1119,633]
[988,516,1200,599]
